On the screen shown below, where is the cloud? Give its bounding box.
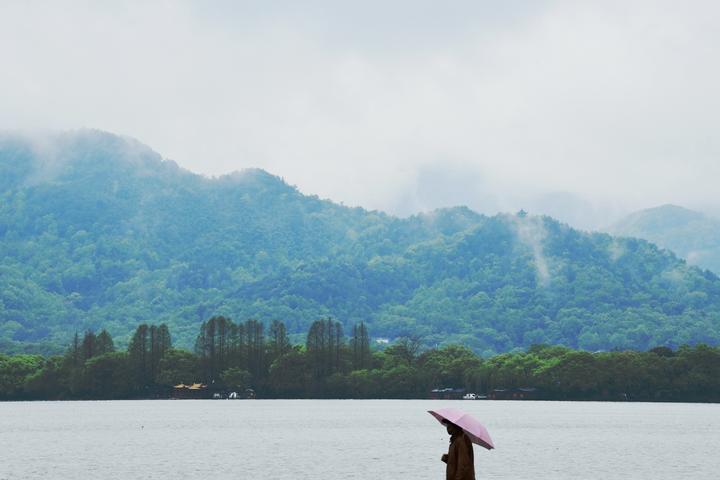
[512,214,551,286]
[1,1,720,220]
[608,239,626,263]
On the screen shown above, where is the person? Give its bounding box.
[440,420,475,480]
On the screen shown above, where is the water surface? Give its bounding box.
[1,400,718,479]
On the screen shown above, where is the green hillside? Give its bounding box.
[1,131,720,355]
[609,204,720,274]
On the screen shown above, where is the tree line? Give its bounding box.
[1,317,718,402]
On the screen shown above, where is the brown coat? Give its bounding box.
[444,432,475,480]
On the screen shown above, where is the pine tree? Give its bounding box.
[269,320,290,360]
[96,329,115,355]
[81,330,97,362]
[351,322,371,370]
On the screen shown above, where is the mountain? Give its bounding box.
[609,205,720,274]
[1,131,720,355]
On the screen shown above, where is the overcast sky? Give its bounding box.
[2,0,719,227]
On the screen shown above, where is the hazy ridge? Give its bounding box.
[1,130,719,355]
[609,204,720,274]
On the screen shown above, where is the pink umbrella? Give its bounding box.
[428,407,495,450]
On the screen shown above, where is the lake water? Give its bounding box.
[0,400,718,479]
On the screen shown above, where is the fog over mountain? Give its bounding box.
[384,165,627,229]
[2,1,720,221]
[609,205,720,274]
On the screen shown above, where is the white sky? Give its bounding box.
[2,0,719,226]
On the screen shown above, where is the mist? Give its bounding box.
[2,1,719,227]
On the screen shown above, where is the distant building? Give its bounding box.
[172,383,209,399]
[172,383,257,400]
[430,387,466,400]
[488,387,539,400]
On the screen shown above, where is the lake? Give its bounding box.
[0,400,718,479]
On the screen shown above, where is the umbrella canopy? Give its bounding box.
[428,407,495,450]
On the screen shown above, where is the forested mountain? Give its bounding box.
[609,205,720,274]
[2,131,720,355]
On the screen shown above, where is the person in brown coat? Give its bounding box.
[440,420,476,480]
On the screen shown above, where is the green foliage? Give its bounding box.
[306,318,344,378]
[1,131,720,355]
[194,316,266,383]
[128,324,172,387]
[82,352,133,399]
[268,346,308,397]
[157,349,200,386]
[417,345,482,391]
[1,321,720,401]
[0,354,44,398]
[220,367,252,391]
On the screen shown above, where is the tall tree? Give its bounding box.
[244,319,265,381]
[129,324,171,387]
[68,331,81,368]
[128,324,150,386]
[351,322,371,370]
[195,316,236,381]
[306,318,344,378]
[269,320,290,361]
[96,329,115,355]
[149,324,172,381]
[81,330,97,362]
